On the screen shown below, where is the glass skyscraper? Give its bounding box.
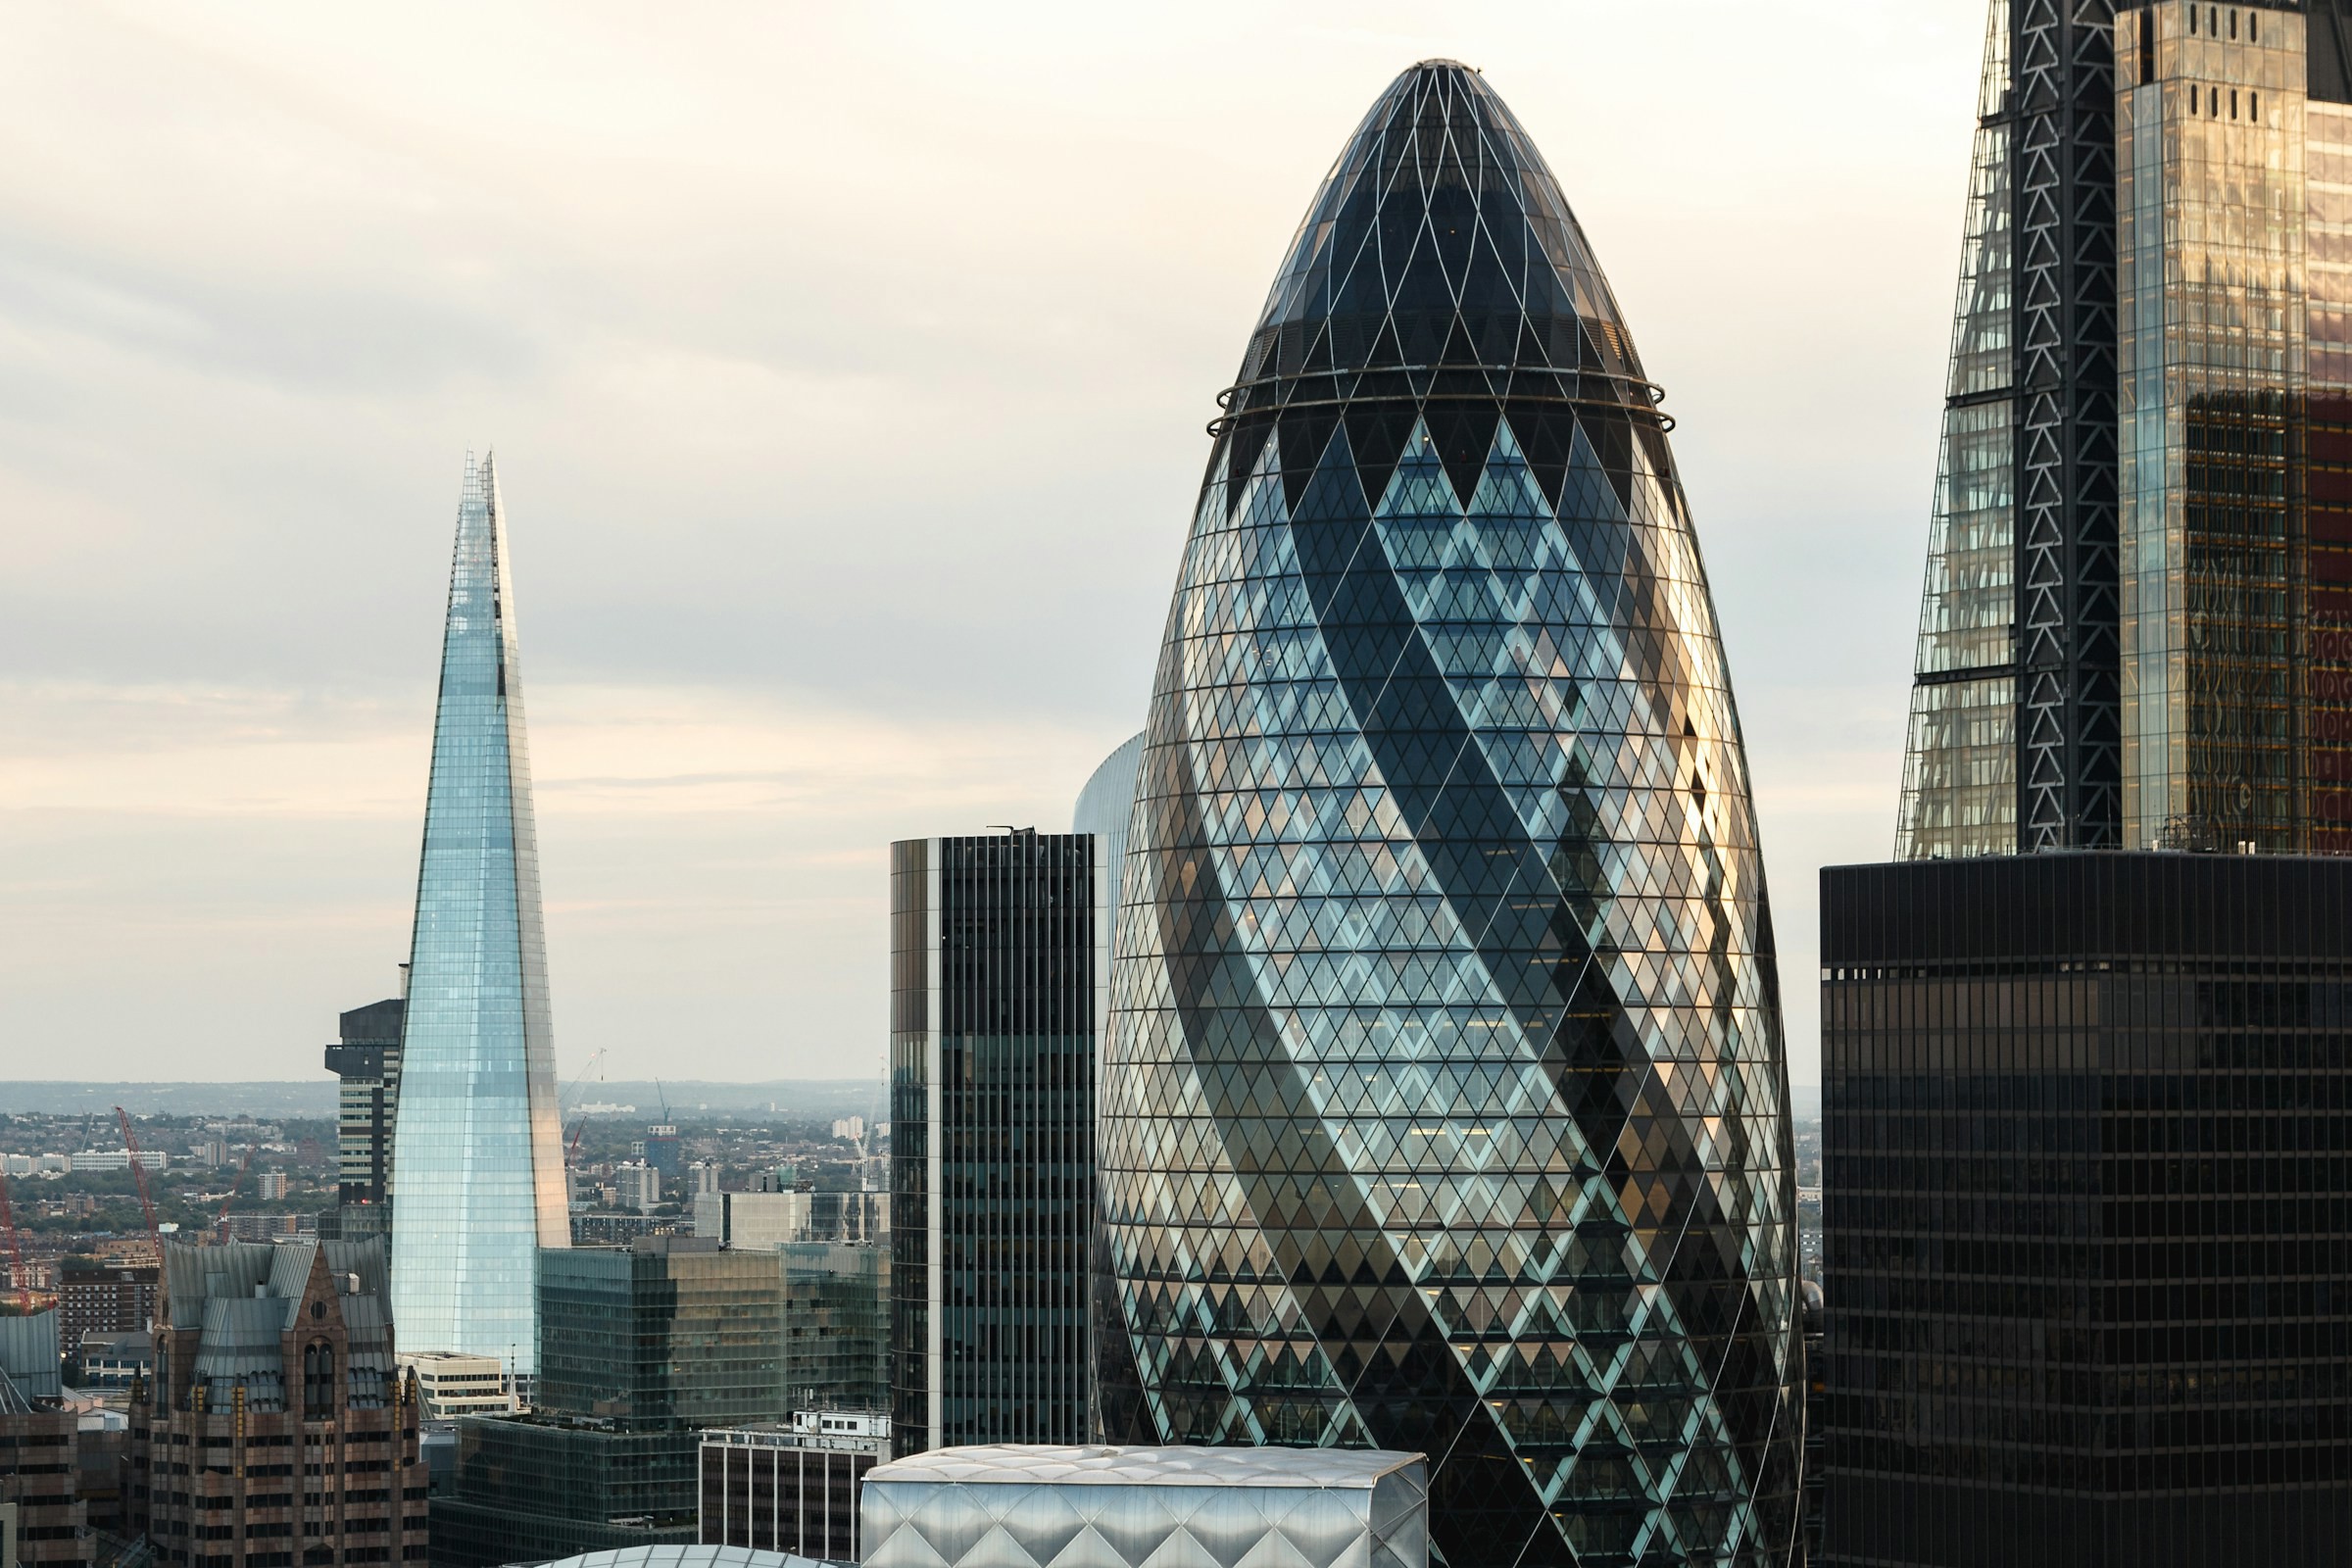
[1093,61,1802,1568]
[1829,12,2352,1563]
[390,453,569,1383]
[1898,1,2352,858]
[889,831,1101,1456]
[1074,730,1147,933]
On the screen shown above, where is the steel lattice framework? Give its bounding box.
[2013,0,2122,849]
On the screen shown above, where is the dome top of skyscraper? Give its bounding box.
[1220,61,1657,510]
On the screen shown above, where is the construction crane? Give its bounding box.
[212,1147,256,1236]
[0,1173,30,1311]
[114,1105,162,1257]
[560,1049,610,1168]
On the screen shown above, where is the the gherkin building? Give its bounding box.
[1094,62,1802,1568]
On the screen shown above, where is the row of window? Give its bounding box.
[2185,85,2258,122]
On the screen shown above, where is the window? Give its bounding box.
[302,1343,335,1420]
[2232,89,2239,120]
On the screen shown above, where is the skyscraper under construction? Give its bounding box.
[1897,0,2352,858]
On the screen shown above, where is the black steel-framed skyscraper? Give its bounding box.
[1094,61,1802,1568]
[1820,854,2352,1565]
[888,831,1101,1456]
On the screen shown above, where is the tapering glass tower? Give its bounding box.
[1895,0,2020,860]
[390,453,569,1382]
[1095,62,1802,1568]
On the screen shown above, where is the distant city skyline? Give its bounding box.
[0,3,1990,1086]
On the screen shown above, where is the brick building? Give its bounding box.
[130,1238,428,1568]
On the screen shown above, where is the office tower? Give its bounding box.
[1898,1,2352,858]
[390,453,569,1387]
[55,1261,156,1348]
[699,1411,889,1564]
[889,831,1101,1456]
[431,1237,795,1567]
[1820,854,2352,1565]
[325,987,405,1212]
[780,1242,891,1415]
[1092,60,1802,1567]
[129,1239,429,1568]
[641,1125,681,1181]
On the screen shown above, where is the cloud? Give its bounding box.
[0,676,1120,1079]
[0,0,1987,1084]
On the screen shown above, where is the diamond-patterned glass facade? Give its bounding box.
[1094,61,1801,1568]
[861,1446,1427,1568]
[390,454,570,1379]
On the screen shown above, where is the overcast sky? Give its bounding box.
[0,1,1986,1089]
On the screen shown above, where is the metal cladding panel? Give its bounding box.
[860,1478,1412,1568]
[1096,60,1800,1568]
[0,1311,61,1401]
[390,453,570,1375]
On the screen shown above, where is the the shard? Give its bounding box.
[1095,62,1802,1568]
[389,453,569,1383]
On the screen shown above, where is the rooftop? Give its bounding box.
[864,1445,1425,1490]
[529,1548,817,1568]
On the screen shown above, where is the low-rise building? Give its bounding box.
[128,1238,428,1568]
[861,1446,1430,1568]
[691,1194,885,1250]
[74,1332,152,1391]
[396,1354,514,1421]
[64,1152,166,1175]
[699,1411,886,1564]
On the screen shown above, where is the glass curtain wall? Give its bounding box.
[1094,61,1800,1568]
[390,454,570,1380]
[1898,0,2022,860]
[2304,96,2352,846]
[2118,3,2308,850]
